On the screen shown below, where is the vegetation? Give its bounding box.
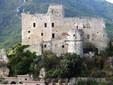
[36,41,113,79]
[78,80,113,85]
[8,44,37,76]
[6,42,113,85]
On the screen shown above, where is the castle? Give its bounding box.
[22,4,109,57]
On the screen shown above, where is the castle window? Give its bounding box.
[87,34,90,39]
[44,44,47,48]
[25,78,27,80]
[83,24,85,28]
[62,45,65,48]
[41,33,43,36]
[52,33,55,38]
[52,23,54,27]
[28,37,30,39]
[44,23,47,27]
[28,31,30,33]
[19,82,23,84]
[73,34,75,37]
[76,26,78,29]
[33,23,36,27]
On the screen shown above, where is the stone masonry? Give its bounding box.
[22,4,109,57]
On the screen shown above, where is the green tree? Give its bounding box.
[60,53,84,78]
[8,44,36,76]
[31,51,59,79]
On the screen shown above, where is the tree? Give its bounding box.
[60,53,84,78]
[31,51,59,79]
[8,44,36,76]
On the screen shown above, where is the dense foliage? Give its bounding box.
[8,44,36,76]
[30,41,113,79]
[7,42,113,83]
[0,0,113,48]
[78,80,113,85]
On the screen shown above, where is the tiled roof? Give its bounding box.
[17,75,30,77]
[23,80,45,83]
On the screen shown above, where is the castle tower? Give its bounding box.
[66,30,83,57]
[47,4,64,18]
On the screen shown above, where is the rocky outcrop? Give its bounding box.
[0,67,10,77]
[0,49,9,77]
[39,68,46,80]
[0,49,8,64]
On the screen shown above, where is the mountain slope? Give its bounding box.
[0,0,113,48]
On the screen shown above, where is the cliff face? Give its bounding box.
[0,49,8,64]
[0,67,10,77]
[0,49,9,77]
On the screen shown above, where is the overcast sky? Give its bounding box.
[106,0,113,3]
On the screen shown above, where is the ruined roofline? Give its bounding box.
[22,12,46,16]
[22,4,103,21]
[47,4,64,15]
[22,12,47,18]
[22,10,104,22]
[22,4,104,22]
[64,17,104,21]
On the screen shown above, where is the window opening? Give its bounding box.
[41,33,43,36]
[52,33,55,38]
[28,31,30,33]
[33,23,36,27]
[52,23,54,27]
[62,45,65,48]
[44,23,47,27]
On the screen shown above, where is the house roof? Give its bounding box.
[23,80,45,83]
[17,75,30,78]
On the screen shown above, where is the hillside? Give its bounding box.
[0,0,113,48]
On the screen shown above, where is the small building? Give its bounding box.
[4,75,33,84]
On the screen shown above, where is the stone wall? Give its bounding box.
[66,30,83,57]
[24,44,42,55]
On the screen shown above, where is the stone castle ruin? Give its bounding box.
[22,4,109,57]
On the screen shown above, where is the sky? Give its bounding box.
[106,0,113,3]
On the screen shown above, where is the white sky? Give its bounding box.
[106,0,113,3]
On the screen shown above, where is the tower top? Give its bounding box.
[47,4,64,17]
